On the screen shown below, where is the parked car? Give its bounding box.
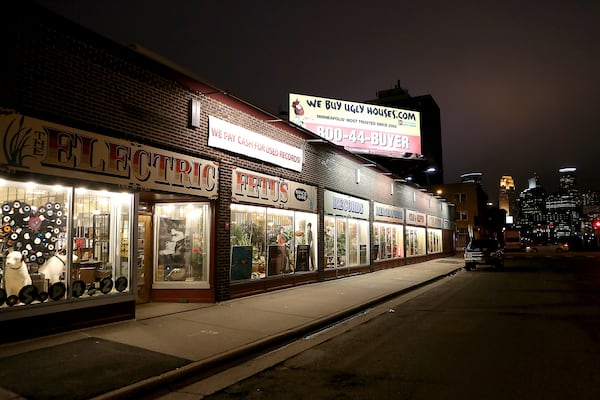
[464,238,504,270]
[525,242,569,253]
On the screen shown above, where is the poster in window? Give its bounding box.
[295,244,309,272]
[231,245,253,280]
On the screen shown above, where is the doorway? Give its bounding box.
[136,214,153,303]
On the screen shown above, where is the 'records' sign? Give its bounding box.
[0,113,219,198]
[324,190,369,220]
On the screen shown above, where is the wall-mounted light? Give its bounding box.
[355,168,361,184]
[189,99,201,128]
[390,182,394,195]
[306,139,328,143]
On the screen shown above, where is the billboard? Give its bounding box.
[289,93,421,158]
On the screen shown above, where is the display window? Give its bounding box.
[230,204,317,280]
[427,229,443,254]
[153,203,210,288]
[0,180,133,308]
[324,216,369,268]
[373,223,404,260]
[405,226,426,257]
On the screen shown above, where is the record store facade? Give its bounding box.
[0,2,455,342]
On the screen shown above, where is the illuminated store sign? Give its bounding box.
[406,209,426,226]
[289,93,421,158]
[324,190,369,220]
[427,215,442,228]
[232,167,317,212]
[208,115,304,172]
[374,202,404,223]
[0,113,219,198]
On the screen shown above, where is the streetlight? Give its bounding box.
[424,167,436,187]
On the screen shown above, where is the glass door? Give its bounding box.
[136,215,152,303]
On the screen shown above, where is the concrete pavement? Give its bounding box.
[0,255,463,400]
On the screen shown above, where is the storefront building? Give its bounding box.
[0,2,455,342]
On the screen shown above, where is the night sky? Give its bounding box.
[34,0,600,201]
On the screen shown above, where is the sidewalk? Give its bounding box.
[0,256,463,400]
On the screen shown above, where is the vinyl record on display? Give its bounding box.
[6,295,19,307]
[38,292,49,302]
[48,282,66,301]
[28,216,42,230]
[115,276,128,292]
[100,277,114,294]
[19,285,39,305]
[71,280,86,298]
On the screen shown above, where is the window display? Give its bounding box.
[427,229,443,254]
[324,216,369,268]
[373,223,404,260]
[230,204,317,280]
[405,226,426,257]
[72,188,132,297]
[0,180,133,308]
[154,203,210,288]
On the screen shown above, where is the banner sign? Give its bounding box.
[406,209,426,226]
[289,93,421,158]
[0,112,219,198]
[324,190,369,220]
[374,202,404,223]
[232,167,317,212]
[208,115,303,172]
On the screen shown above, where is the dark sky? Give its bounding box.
[34,0,600,201]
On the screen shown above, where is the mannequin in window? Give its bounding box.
[276,227,290,273]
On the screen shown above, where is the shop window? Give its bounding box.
[267,209,294,276]
[73,188,132,297]
[427,229,443,254]
[406,226,426,257]
[373,222,404,260]
[0,181,133,308]
[294,212,317,272]
[230,205,317,280]
[324,216,369,268]
[154,203,210,288]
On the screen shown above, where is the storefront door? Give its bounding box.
[136,215,153,303]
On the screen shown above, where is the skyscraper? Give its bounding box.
[499,175,517,222]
